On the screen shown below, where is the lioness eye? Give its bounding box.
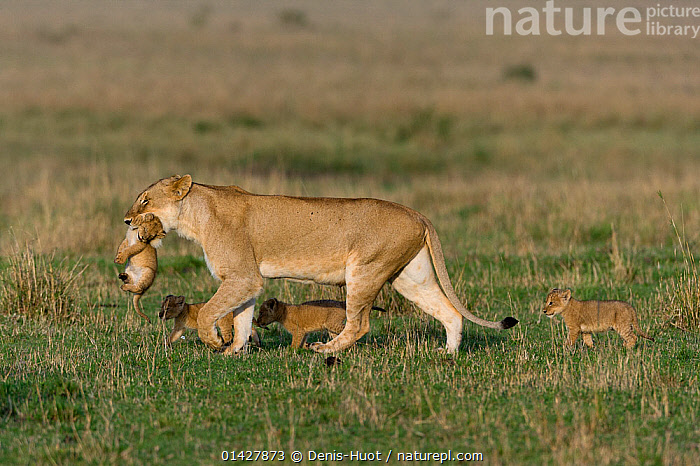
[141,198,149,205]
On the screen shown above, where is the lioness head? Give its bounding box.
[160,295,187,320]
[543,288,571,317]
[124,175,192,231]
[255,298,281,327]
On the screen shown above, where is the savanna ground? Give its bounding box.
[1,1,700,464]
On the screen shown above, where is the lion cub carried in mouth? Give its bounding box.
[160,295,260,346]
[255,298,385,348]
[543,288,654,348]
[114,213,165,322]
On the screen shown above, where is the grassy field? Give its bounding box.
[2,1,700,464]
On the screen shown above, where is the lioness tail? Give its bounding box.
[423,218,518,330]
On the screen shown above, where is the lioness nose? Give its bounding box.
[124,218,131,225]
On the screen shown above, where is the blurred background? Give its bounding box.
[1,0,699,258]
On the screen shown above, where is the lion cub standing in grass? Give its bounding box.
[160,295,260,346]
[543,288,654,348]
[114,213,165,323]
[255,298,385,348]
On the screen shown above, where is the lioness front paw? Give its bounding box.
[308,342,333,353]
[222,343,246,356]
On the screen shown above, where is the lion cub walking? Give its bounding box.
[255,298,384,348]
[114,213,165,322]
[160,295,260,346]
[543,289,654,348]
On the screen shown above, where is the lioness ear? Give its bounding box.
[167,174,192,200]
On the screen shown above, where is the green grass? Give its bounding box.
[1,246,699,464]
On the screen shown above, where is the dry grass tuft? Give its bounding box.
[0,237,87,321]
[658,193,700,332]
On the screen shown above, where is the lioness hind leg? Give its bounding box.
[391,248,463,354]
[309,303,373,353]
[310,267,387,354]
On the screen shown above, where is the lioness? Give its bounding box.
[543,288,654,348]
[114,213,165,322]
[160,295,260,346]
[124,175,518,355]
[255,298,384,348]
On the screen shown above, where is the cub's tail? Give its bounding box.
[132,294,152,323]
[423,218,518,330]
[633,316,654,341]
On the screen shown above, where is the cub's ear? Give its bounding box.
[143,213,155,222]
[562,289,572,300]
[175,295,186,305]
[167,174,192,201]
